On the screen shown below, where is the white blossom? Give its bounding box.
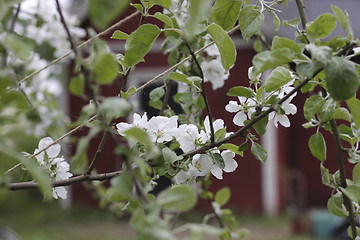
[269,98,297,127]
[174,124,200,152]
[210,151,238,180]
[201,58,230,90]
[116,113,148,136]
[27,137,72,199]
[225,97,255,126]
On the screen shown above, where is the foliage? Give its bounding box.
[2,0,360,239]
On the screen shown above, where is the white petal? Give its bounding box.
[53,187,67,199]
[283,103,297,115]
[278,114,291,127]
[211,165,223,180]
[233,111,247,126]
[174,170,189,184]
[116,122,131,136]
[225,101,241,113]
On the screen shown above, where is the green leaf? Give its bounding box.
[2,91,30,111]
[252,114,268,135]
[353,163,360,186]
[162,147,182,165]
[168,72,192,84]
[269,10,280,31]
[149,86,165,109]
[347,96,360,128]
[327,192,348,217]
[239,6,264,41]
[331,5,353,41]
[252,48,294,77]
[333,107,351,122]
[206,23,236,71]
[211,153,225,169]
[69,75,85,97]
[130,3,143,12]
[124,24,161,67]
[111,30,129,40]
[4,33,34,61]
[157,185,197,212]
[210,0,242,31]
[342,185,360,203]
[271,36,301,53]
[215,187,231,207]
[238,141,248,152]
[124,127,153,151]
[319,99,336,122]
[150,0,171,9]
[154,13,173,27]
[227,86,254,98]
[120,87,136,100]
[306,44,332,66]
[251,142,267,163]
[325,56,359,101]
[303,95,325,121]
[307,13,336,42]
[308,132,326,161]
[107,170,133,202]
[265,66,293,92]
[219,143,243,156]
[99,97,132,120]
[89,0,130,30]
[92,53,120,85]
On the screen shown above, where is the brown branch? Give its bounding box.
[330,120,357,239]
[9,170,121,190]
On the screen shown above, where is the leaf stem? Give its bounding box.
[182,37,215,143]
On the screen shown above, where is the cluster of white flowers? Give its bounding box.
[226,67,297,128]
[116,113,238,184]
[26,137,72,199]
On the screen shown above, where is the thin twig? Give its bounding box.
[330,119,357,239]
[17,11,141,86]
[9,170,121,190]
[4,115,97,174]
[295,0,308,30]
[182,37,215,143]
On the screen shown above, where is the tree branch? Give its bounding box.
[330,119,357,239]
[9,170,121,190]
[295,0,308,30]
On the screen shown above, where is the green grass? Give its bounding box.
[0,191,320,240]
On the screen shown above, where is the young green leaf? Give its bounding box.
[265,66,293,92]
[325,56,359,102]
[331,5,353,41]
[227,86,254,98]
[211,153,225,169]
[206,23,236,70]
[210,0,242,31]
[153,12,173,28]
[150,0,171,9]
[168,72,192,84]
[342,185,360,203]
[124,24,161,67]
[307,13,336,42]
[4,33,34,61]
[271,36,301,53]
[157,185,197,212]
[251,142,267,163]
[319,99,336,122]
[333,107,351,122]
[215,187,231,207]
[239,6,264,41]
[89,0,130,30]
[107,170,133,202]
[347,96,360,128]
[308,132,326,161]
[353,163,360,185]
[219,143,244,156]
[327,192,348,217]
[252,114,268,135]
[162,147,182,165]
[98,97,132,120]
[303,95,325,121]
[111,30,129,40]
[92,53,120,85]
[69,75,85,97]
[252,48,294,77]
